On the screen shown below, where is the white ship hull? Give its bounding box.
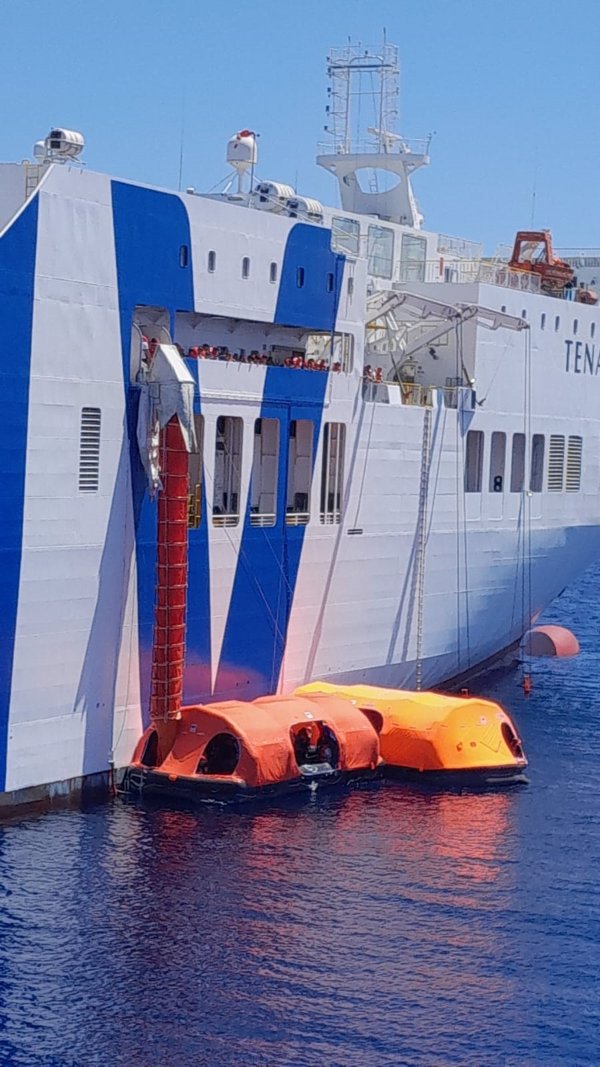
[0,158,598,807]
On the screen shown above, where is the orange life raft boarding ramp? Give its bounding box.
[295,683,528,786]
[125,692,381,803]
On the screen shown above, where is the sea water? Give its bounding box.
[0,569,599,1066]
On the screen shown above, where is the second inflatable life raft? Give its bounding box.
[295,682,527,785]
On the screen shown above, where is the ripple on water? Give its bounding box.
[0,569,599,1065]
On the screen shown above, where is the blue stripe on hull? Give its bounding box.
[111,183,211,721]
[274,223,344,330]
[0,199,39,790]
[213,367,328,699]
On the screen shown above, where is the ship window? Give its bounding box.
[368,225,394,279]
[541,313,546,330]
[78,407,101,492]
[399,234,426,283]
[348,276,354,296]
[250,417,279,526]
[566,435,583,491]
[555,315,560,331]
[269,261,278,284]
[331,216,360,256]
[465,430,484,493]
[179,244,189,268]
[530,433,545,492]
[592,323,596,339]
[320,422,345,524]
[521,309,527,319]
[208,250,216,273]
[501,305,507,313]
[242,256,250,279]
[286,419,313,525]
[488,431,506,492]
[548,435,565,491]
[573,318,578,335]
[187,414,204,528]
[510,433,526,492]
[326,272,334,293]
[296,266,305,288]
[213,416,243,526]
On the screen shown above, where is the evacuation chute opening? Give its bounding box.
[291,721,340,769]
[197,733,241,776]
[501,722,524,760]
[141,730,159,768]
[359,707,384,735]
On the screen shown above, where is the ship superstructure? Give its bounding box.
[0,48,598,807]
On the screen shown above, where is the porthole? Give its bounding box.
[296,266,305,288]
[208,250,216,273]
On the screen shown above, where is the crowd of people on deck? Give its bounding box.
[141,336,343,371]
[141,336,384,379]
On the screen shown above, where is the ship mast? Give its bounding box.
[317,39,430,227]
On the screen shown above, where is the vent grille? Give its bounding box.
[79,407,101,492]
[547,435,565,492]
[566,435,583,491]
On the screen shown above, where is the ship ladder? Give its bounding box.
[414,407,432,691]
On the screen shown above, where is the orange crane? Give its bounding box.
[508,230,575,293]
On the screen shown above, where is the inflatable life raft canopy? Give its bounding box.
[130,693,380,795]
[295,683,527,777]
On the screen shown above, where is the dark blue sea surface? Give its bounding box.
[1,570,600,1066]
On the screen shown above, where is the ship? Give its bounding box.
[0,42,597,810]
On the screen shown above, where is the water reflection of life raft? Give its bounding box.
[126,683,527,802]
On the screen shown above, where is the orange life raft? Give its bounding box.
[126,692,380,802]
[295,683,527,785]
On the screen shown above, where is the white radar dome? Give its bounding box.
[44,128,85,160]
[226,130,257,173]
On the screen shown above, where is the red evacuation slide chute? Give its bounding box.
[150,415,189,721]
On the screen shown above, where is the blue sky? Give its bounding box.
[4,0,600,249]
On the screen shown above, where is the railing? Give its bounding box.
[396,259,541,293]
[285,512,310,526]
[317,137,431,157]
[212,513,239,528]
[250,513,276,527]
[362,379,467,410]
[559,250,600,268]
[437,234,484,260]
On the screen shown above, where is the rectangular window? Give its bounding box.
[187,414,204,528]
[530,433,545,492]
[367,225,394,279]
[548,435,565,491]
[212,416,243,526]
[320,423,345,524]
[465,430,484,493]
[242,256,250,279]
[488,431,506,492]
[331,216,360,256]
[566,435,583,491]
[400,234,427,283]
[286,420,313,525]
[510,433,526,492]
[78,407,101,492]
[250,418,279,526]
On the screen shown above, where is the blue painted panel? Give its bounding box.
[0,199,38,790]
[275,224,345,331]
[214,368,328,699]
[111,184,211,721]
